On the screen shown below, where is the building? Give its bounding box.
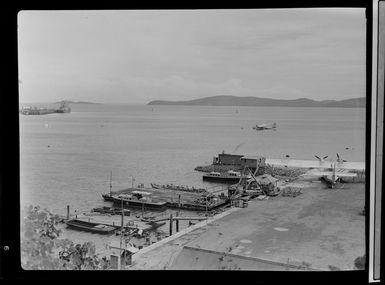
[109,240,139,269]
[212,153,266,171]
[240,156,266,170]
[213,151,244,165]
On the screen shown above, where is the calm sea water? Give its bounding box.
[19,104,365,215]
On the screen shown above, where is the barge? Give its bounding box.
[65,219,116,234]
[151,183,207,193]
[166,199,228,211]
[91,206,131,216]
[103,186,229,212]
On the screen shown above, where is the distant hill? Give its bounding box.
[55,100,101,104]
[148,96,365,108]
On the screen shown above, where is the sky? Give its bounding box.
[17,9,366,104]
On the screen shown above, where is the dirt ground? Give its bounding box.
[130,179,365,270]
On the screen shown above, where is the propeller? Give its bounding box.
[336,153,347,163]
[314,155,328,161]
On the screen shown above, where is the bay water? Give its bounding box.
[19,104,366,215]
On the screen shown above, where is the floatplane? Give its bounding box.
[266,153,365,188]
[253,122,277,130]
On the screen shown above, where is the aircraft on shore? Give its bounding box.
[266,153,365,172]
[266,153,364,188]
[309,162,358,188]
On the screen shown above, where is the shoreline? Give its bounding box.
[128,176,365,270]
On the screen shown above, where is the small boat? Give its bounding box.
[55,102,71,113]
[202,170,245,184]
[151,183,162,189]
[65,219,116,234]
[102,193,117,202]
[104,191,167,211]
[140,215,156,222]
[147,221,166,230]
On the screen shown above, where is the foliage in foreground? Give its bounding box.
[354,254,366,270]
[21,205,110,270]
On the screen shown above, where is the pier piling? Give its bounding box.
[121,200,124,229]
[177,195,181,232]
[66,205,70,220]
[169,213,173,236]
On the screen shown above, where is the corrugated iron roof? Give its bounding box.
[241,155,265,160]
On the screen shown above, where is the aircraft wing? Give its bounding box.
[266,159,333,169]
[305,170,357,177]
[334,161,365,171]
[266,158,365,171]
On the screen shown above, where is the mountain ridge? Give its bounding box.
[55,100,102,104]
[148,95,365,108]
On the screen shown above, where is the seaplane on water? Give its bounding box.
[252,122,277,130]
[266,153,365,188]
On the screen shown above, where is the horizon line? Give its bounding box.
[19,95,366,106]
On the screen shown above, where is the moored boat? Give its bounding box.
[65,219,116,234]
[102,193,115,202]
[91,206,131,216]
[202,170,247,184]
[104,191,167,211]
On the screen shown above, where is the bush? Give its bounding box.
[21,205,110,270]
[354,254,366,270]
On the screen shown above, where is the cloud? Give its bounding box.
[18,9,366,103]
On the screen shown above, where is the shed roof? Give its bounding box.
[109,241,139,254]
[132,191,151,195]
[241,155,265,160]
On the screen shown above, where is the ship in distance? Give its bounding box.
[20,102,71,115]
